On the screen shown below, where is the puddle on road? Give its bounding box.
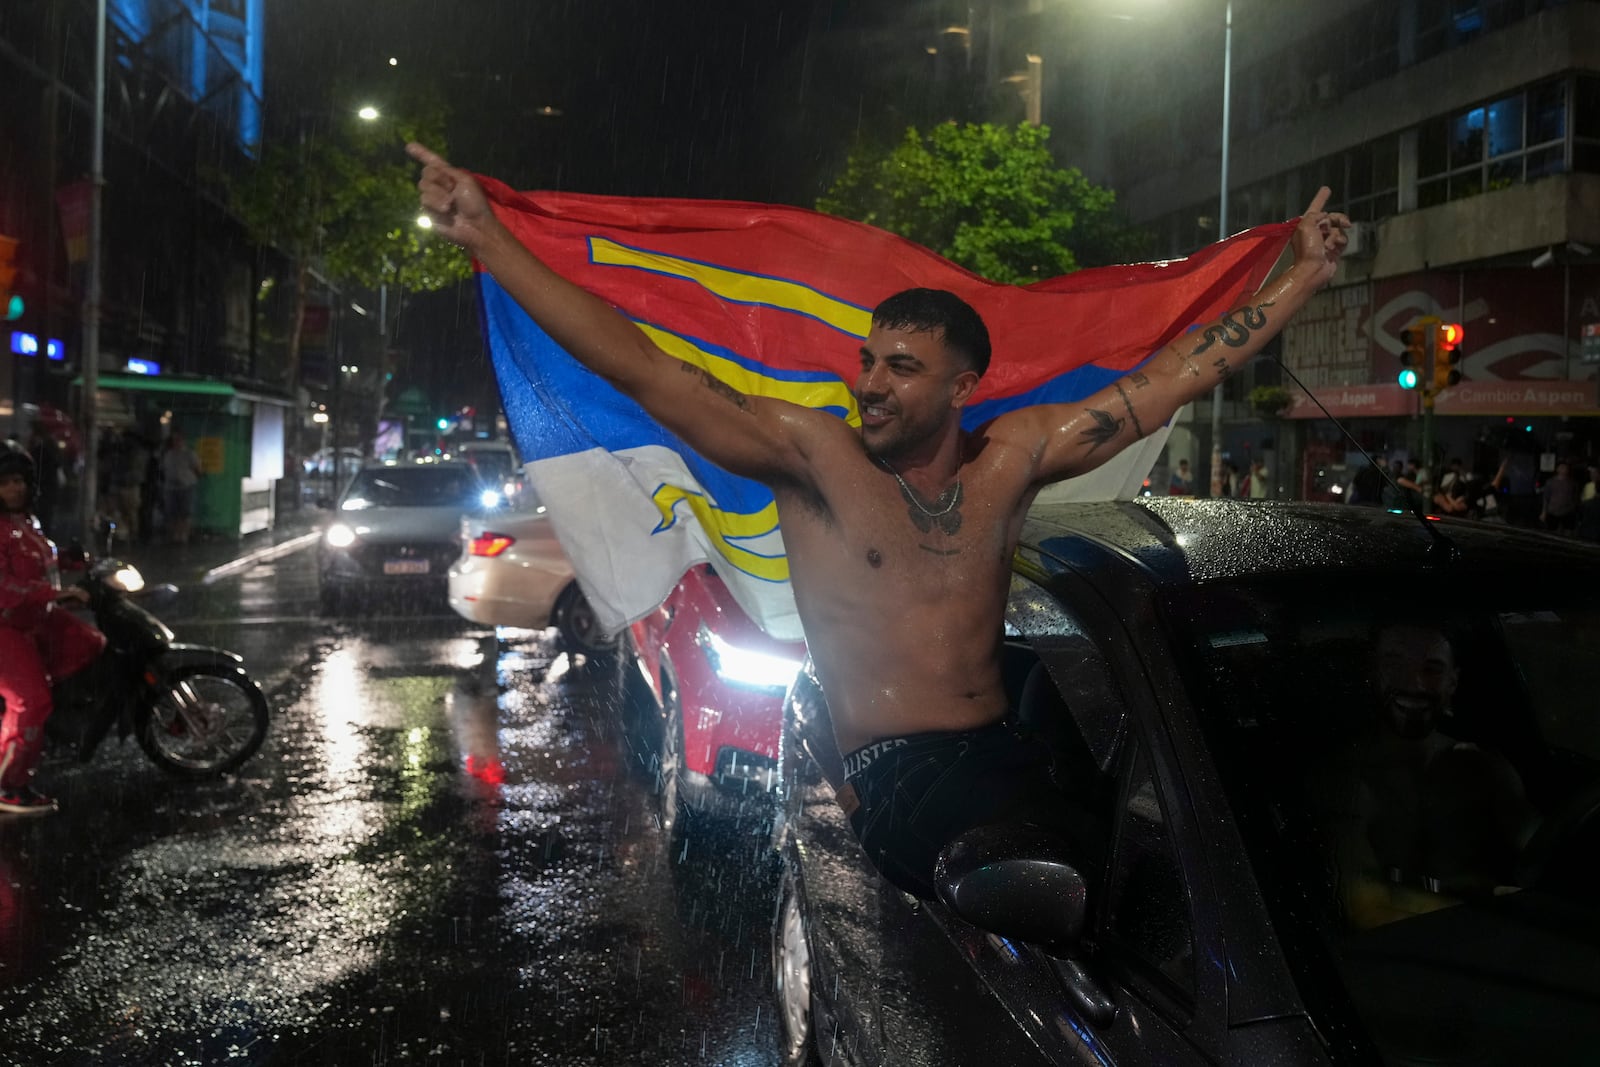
[0,622,781,1065]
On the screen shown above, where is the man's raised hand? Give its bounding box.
[1293,185,1351,288]
[407,143,499,253]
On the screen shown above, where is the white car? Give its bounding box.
[447,502,616,656]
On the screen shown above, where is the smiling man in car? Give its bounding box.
[411,141,1349,899]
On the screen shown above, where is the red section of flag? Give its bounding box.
[473,176,1296,403]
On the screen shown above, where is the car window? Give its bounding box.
[1006,565,1197,1006]
[1103,741,1195,999]
[1167,578,1600,1065]
[342,467,481,509]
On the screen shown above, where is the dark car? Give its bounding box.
[626,564,806,833]
[319,461,493,612]
[774,499,1600,1066]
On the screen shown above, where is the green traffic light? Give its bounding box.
[4,294,21,321]
[436,418,449,430]
[1398,368,1419,389]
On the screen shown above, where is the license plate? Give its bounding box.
[383,559,430,575]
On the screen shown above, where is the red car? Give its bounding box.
[626,564,806,833]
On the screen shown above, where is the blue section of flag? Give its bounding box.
[481,279,777,516]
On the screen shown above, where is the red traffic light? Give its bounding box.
[1436,322,1464,351]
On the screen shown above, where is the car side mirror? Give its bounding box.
[934,824,1088,957]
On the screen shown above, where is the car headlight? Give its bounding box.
[699,623,804,691]
[479,489,503,509]
[106,566,145,593]
[325,523,358,548]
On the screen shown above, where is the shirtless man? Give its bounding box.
[410,142,1349,896]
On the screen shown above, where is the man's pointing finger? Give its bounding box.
[406,142,450,169]
[1303,185,1331,217]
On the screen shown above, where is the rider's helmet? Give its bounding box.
[0,446,37,510]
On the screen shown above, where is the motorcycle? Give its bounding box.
[40,554,270,778]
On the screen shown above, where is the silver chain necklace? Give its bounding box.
[874,455,963,517]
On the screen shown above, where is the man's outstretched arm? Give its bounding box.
[1010,187,1349,487]
[408,143,823,483]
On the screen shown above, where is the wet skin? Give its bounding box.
[409,141,1349,757]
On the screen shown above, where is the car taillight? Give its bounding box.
[469,533,515,557]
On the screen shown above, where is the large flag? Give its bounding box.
[476,176,1296,641]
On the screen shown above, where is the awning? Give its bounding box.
[73,373,293,406]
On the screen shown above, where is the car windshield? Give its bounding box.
[1165,576,1600,1065]
[341,467,482,509]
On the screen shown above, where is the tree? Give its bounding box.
[816,122,1150,285]
[221,86,470,396]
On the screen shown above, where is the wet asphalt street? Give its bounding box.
[0,535,783,1066]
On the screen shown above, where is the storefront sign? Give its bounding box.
[1285,382,1417,419]
[1433,380,1598,416]
[1583,323,1600,364]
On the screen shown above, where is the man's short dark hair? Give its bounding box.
[871,288,992,378]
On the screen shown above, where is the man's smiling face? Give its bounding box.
[854,324,975,461]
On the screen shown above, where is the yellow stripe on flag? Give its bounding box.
[650,483,788,583]
[636,323,859,426]
[592,237,872,339]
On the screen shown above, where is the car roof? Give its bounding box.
[1023,499,1600,588]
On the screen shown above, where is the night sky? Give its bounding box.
[263,0,965,412]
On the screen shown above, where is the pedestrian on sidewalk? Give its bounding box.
[160,430,204,545]
[0,449,106,815]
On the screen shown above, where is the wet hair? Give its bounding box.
[871,288,991,378]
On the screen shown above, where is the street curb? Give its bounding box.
[202,531,322,585]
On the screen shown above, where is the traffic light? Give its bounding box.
[1433,322,1464,391]
[1397,321,1427,390]
[0,234,21,322]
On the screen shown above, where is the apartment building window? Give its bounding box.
[1345,137,1400,221]
[1578,75,1600,174]
[1417,78,1569,207]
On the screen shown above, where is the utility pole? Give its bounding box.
[79,0,106,539]
[1208,0,1234,498]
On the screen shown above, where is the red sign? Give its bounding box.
[1285,382,1418,419]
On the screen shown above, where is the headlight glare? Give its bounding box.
[700,624,803,691]
[325,523,357,548]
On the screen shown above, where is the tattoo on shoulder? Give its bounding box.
[1114,382,1147,440]
[1080,408,1124,452]
[680,362,749,411]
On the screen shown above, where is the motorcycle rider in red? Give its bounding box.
[0,448,105,815]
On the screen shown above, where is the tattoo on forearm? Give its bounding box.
[1115,382,1147,439]
[1128,372,1151,389]
[1213,357,1232,380]
[680,361,749,411]
[1080,408,1124,452]
[1191,300,1274,356]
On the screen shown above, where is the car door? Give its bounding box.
[897,558,1215,1065]
[782,669,1055,1067]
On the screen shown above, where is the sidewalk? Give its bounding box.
[105,506,326,590]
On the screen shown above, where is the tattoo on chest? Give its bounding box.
[895,480,963,535]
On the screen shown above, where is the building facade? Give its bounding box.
[1042,0,1600,499]
[0,0,300,537]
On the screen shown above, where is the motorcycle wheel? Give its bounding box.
[137,668,270,778]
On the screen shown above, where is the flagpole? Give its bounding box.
[80,0,106,540]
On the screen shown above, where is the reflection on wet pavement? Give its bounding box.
[0,557,782,1065]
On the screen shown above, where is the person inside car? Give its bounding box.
[1313,619,1538,929]
[410,142,1350,899]
[0,449,106,815]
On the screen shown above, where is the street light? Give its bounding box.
[357,105,381,122]
[1208,0,1233,499]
